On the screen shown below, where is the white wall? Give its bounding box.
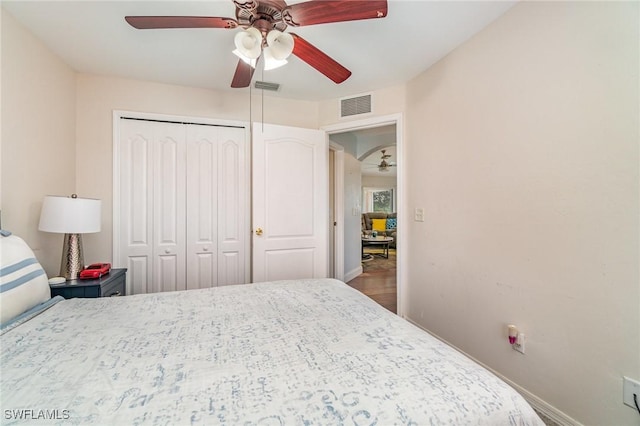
[1,10,76,275]
[343,153,363,280]
[74,74,320,264]
[404,2,639,425]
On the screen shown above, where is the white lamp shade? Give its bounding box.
[266,30,294,60]
[263,47,288,71]
[39,195,101,234]
[234,27,262,60]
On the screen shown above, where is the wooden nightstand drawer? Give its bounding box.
[50,269,127,299]
[102,278,125,297]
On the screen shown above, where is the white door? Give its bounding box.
[216,128,249,285]
[117,119,154,295]
[153,122,187,293]
[186,125,248,289]
[116,115,249,295]
[185,125,218,290]
[118,119,186,294]
[252,123,328,282]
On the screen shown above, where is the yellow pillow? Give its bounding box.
[371,218,387,231]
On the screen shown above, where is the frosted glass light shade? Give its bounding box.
[233,49,257,68]
[266,30,294,60]
[234,27,262,59]
[263,47,288,71]
[39,195,101,234]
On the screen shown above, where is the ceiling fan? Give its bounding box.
[363,149,396,172]
[125,0,388,88]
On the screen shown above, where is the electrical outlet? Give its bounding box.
[513,333,525,354]
[414,208,425,222]
[623,376,640,409]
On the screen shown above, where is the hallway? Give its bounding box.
[347,263,396,314]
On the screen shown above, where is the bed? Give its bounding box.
[1,234,543,425]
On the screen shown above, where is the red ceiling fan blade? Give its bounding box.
[283,0,387,27]
[290,33,351,84]
[125,16,238,29]
[231,59,256,88]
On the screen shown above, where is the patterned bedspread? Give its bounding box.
[1,279,542,425]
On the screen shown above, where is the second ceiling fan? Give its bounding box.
[363,149,396,173]
[125,0,388,88]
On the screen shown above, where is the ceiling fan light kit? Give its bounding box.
[232,49,258,68]
[263,47,288,71]
[266,29,294,60]
[234,27,263,59]
[125,0,388,88]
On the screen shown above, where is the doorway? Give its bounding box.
[322,114,405,316]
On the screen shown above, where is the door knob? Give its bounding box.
[164,249,170,254]
[203,247,209,251]
[255,228,263,236]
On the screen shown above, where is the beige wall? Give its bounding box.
[404,2,639,425]
[75,74,320,264]
[362,175,396,191]
[1,10,76,275]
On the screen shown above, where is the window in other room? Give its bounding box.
[363,187,395,213]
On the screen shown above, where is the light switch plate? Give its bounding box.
[415,208,425,222]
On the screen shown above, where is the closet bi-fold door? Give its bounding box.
[154,122,186,293]
[116,117,248,295]
[118,119,186,294]
[186,125,247,289]
[215,127,247,286]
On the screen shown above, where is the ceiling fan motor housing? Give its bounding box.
[234,0,288,34]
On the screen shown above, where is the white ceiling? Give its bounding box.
[2,0,515,101]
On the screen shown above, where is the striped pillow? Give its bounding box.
[0,233,51,325]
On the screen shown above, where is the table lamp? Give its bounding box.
[38,194,101,280]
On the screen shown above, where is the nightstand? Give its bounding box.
[49,268,127,299]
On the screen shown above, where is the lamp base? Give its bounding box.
[60,233,84,280]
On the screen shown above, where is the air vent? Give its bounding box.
[340,93,372,118]
[255,81,280,91]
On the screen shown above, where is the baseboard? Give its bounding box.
[404,317,583,426]
[344,265,363,283]
[518,388,581,426]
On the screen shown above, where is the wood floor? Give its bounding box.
[346,261,397,314]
